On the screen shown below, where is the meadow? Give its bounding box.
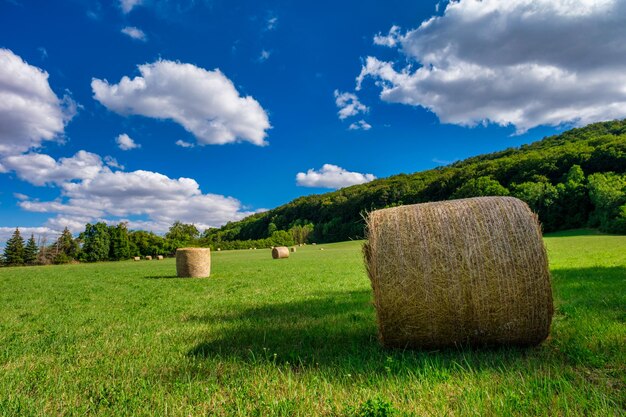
[0,230,624,416]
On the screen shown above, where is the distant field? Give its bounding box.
[0,232,624,416]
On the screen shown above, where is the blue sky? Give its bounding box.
[1,0,625,242]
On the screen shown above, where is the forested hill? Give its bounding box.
[203,120,626,246]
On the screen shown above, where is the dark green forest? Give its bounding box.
[203,120,626,245]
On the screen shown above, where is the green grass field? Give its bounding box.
[1,231,624,416]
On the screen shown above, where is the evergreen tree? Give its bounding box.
[23,234,39,265]
[3,228,25,266]
[54,227,79,264]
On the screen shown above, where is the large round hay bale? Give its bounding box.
[290,247,296,253]
[364,196,553,349]
[156,255,164,260]
[272,246,289,259]
[176,248,211,278]
[145,255,152,261]
[133,256,140,261]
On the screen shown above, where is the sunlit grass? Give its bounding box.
[0,233,624,416]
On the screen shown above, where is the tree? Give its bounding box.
[165,221,199,249]
[23,234,39,265]
[80,222,111,262]
[54,227,79,264]
[109,223,131,261]
[588,172,626,232]
[451,176,510,199]
[3,228,25,266]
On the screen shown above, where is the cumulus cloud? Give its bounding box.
[120,0,142,13]
[373,25,401,47]
[175,139,194,148]
[1,151,105,186]
[116,133,140,150]
[5,151,256,232]
[357,0,626,133]
[0,48,76,155]
[348,120,372,131]
[296,164,376,189]
[91,59,271,146]
[121,26,147,41]
[334,90,368,120]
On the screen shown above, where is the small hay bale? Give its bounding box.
[217,248,221,251]
[320,248,324,251]
[290,247,296,253]
[176,248,211,278]
[312,243,316,246]
[272,246,290,259]
[364,196,553,349]
[157,255,164,260]
[133,256,140,261]
[145,255,152,261]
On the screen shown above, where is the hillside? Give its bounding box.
[203,120,626,246]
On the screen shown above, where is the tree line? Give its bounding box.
[1,221,313,267]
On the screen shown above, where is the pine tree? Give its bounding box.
[3,228,25,266]
[23,234,39,265]
[53,227,78,264]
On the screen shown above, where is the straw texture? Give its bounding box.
[364,196,553,349]
[176,248,211,278]
[272,246,290,259]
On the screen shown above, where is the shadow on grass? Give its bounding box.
[183,288,546,377]
[143,275,183,279]
[179,265,626,380]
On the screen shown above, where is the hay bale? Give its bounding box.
[176,248,211,278]
[364,196,553,349]
[157,255,164,260]
[133,256,140,261]
[320,248,324,251]
[272,246,289,259]
[290,247,296,253]
[145,255,152,261]
[217,248,221,251]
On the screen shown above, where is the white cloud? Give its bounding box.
[120,0,142,13]
[175,139,195,148]
[357,0,626,133]
[0,48,76,156]
[296,164,376,189]
[121,26,147,41]
[116,133,140,150]
[259,50,271,62]
[334,90,368,120]
[348,120,372,131]
[104,156,124,170]
[266,16,278,30]
[373,25,401,47]
[5,151,256,232]
[1,151,105,186]
[92,59,271,146]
